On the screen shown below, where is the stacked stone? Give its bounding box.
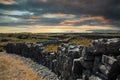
[5,38,120,80]
[5,42,57,67]
[72,46,95,80]
[91,38,120,80]
[5,42,45,62]
[55,43,85,80]
[5,43,15,53]
[71,38,120,80]
[92,38,120,55]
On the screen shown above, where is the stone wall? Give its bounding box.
[5,38,120,80]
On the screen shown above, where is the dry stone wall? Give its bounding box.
[5,38,120,80]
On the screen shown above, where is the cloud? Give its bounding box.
[0,16,22,23]
[24,0,120,27]
[59,16,110,26]
[0,15,34,26]
[0,26,30,33]
[1,0,120,20]
[0,9,34,16]
[8,10,34,16]
[0,25,119,33]
[0,0,17,5]
[24,0,120,18]
[0,0,119,33]
[57,0,120,20]
[16,25,120,33]
[41,13,75,19]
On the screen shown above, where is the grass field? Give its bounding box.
[0,33,120,52]
[45,44,59,52]
[69,37,92,46]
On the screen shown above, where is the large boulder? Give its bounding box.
[72,58,84,78]
[92,38,120,55]
[67,44,84,59]
[56,43,85,79]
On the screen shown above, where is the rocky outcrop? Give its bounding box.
[5,38,120,80]
[92,38,120,55]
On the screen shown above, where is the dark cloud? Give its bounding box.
[0,0,16,5]
[1,0,119,19]
[23,0,120,19]
[29,0,120,27]
[0,0,120,28]
[0,3,25,10]
[57,0,120,20]
[73,19,105,26]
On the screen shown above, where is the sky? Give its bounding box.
[0,0,120,33]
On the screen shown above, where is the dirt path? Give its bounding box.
[0,52,58,80]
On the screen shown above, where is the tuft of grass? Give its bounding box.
[0,47,4,52]
[45,44,59,52]
[0,53,45,80]
[69,37,92,46]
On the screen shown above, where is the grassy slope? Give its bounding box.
[0,53,45,80]
[69,37,92,46]
[45,44,59,52]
